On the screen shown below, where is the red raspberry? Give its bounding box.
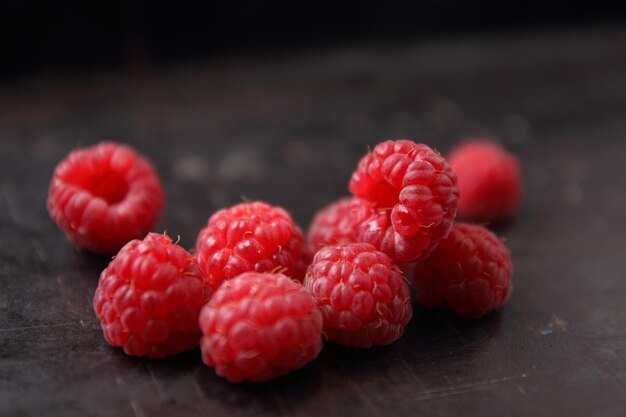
[448,140,522,221]
[412,223,513,319]
[349,140,459,262]
[199,272,323,382]
[307,196,374,251]
[304,242,412,348]
[47,141,164,255]
[195,201,310,292]
[93,233,213,358]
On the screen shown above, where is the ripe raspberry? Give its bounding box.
[47,141,164,255]
[195,201,310,292]
[448,140,522,221]
[93,233,213,358]
[412,223,513,319]
[304,242,412,348]
[349,140,459,262]
[199,272,323,382]
[307,196,374,251]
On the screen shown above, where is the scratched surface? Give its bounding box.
[2,26,626,417]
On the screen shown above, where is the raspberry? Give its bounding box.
[307,196,374,251]
[93,233,213,358]
[412,223,513,319]
[47,141,164,255]
[349,140,459,262]
[304,242,412,348]
[448,140,522,221]
[195,201,310,292]
[199,272,323,382]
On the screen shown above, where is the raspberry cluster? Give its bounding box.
[307,138,517,321]
[448,140,522,221]
[195,201,309,292]
[93,233,212,358]
[309,140,459,263]
[412,223,513,319]
[349,140,459,262]
[48,141,164,255]
[48,137,519,383]
[199,272,323,382]
[304,242,412,348]
[308,197,373,251]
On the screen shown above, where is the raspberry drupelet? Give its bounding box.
[304,242,412,348]
[412,223,513,319]
[47,141,164,255]
[93,233,213,358]
[349,140,459,262]
[199,272,323,382]
[448,140,522,221]
[195,201,310,292]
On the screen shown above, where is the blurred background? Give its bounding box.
[2,1,625,78]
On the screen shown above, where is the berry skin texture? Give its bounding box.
[307,196,375,251]
[349,140,459,262]
[199,272,323,383]
[195,201,310,292]
[412,223,513,319]
[48,141,164,255]
[448,140,522,221]
[304,242,412,348]
[93,233,213,358]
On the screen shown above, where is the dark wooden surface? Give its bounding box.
[2,26,626,417]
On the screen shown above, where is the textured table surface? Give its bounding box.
[1,26,626,417]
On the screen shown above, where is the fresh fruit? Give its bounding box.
[448,140,522,221]
[305,242,412,347]
[199,272,323,382]
[307,196,374,251]
[93,233,213,358]
[195,201,310,292]
[412,223,513,319]
[48,141,164,255]
[349,140,459,262]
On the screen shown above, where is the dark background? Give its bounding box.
[2,3,626,417]
[2,1,626,78]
